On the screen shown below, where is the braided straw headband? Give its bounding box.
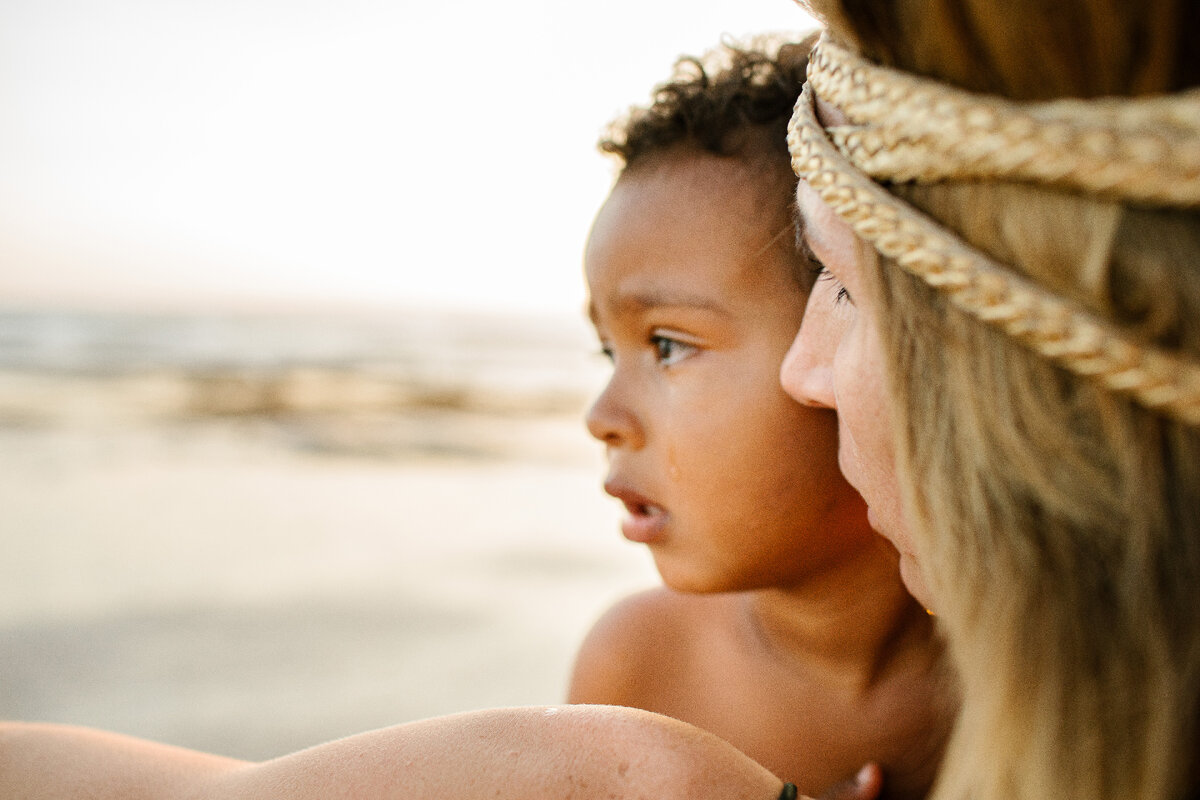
[787,34,1200,425]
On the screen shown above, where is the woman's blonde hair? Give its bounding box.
[801,3,1200,800]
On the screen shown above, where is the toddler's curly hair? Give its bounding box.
[601,33,816,168]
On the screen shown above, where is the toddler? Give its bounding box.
[572,35,953,800]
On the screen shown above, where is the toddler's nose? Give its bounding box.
[585,380,643,450]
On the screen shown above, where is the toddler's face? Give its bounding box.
[584,148,875,593]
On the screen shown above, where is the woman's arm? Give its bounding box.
[1,705,784,800]
[0,721,246,800]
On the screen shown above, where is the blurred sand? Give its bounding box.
[0,310,659,760]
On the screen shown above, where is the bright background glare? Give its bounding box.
[0,0,816,315]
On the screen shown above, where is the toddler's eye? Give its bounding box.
[598,343,614,362]
[651,334,696,366]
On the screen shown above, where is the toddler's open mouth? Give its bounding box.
[604,482,668,544]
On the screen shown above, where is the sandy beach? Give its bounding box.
[0,308,659,760]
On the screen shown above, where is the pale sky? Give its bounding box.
[0,0,816,315]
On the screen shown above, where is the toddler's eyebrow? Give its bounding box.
[593,289,729,319]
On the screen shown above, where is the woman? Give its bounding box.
[779,4,1200,800]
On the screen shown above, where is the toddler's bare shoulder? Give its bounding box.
[568,588,720,704]
[591,587,727,642]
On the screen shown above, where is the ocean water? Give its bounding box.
[0,306,604,403]
[0,304,604,422]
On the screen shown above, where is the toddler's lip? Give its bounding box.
[603,481,668,543]
[603,481,662,515]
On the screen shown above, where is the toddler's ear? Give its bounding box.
[814,763,883,800]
